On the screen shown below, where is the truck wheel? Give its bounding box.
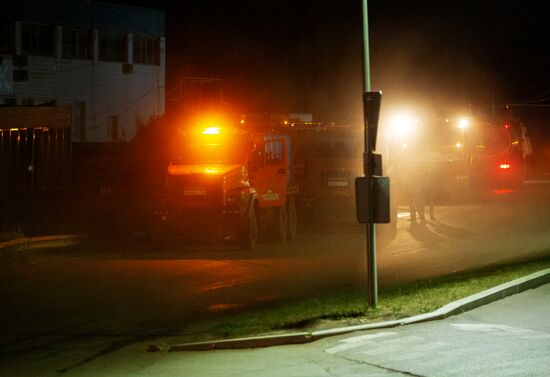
[287,199,297,241]
[274,206,288,243]
[240,208,258,251]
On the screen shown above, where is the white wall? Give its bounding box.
[3,26,165,143]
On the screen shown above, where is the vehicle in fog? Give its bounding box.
[389,115,527,205]
[469,121,526,190]
[164,113,298,250]
[289,123,363,222]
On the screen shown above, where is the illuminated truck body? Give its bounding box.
[165,122,297,250]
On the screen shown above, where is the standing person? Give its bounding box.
[399,150,437,225]
[419,156,437,221]
[396,154,424,225]
[409,162,427,224]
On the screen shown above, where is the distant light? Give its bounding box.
[455,142,462,148]
[202,127,221,135]
[390,113,414,137]
[401,143,408,148]
[458,118,469,129]
[283,120,289,125]
[499,163,511,169]
[504,124,510,129]
[240,119,245,124]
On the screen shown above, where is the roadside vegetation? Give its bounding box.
[208,255,550,339]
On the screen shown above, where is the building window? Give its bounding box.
[21,22,54,56]
[108,116,119,141]
[133,36,160,65]
[98,33,125,62]
[0,20,14,54]
[62,28,92,59]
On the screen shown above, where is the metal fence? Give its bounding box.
[0,107,72,234]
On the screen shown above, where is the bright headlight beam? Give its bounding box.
[390,114,414,137]
[202,127,221,135]
[458,118,470,129]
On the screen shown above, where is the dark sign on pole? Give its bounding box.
[355,176,391,224]
[363,91,382,151]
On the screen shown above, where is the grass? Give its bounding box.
[208,255,550,339]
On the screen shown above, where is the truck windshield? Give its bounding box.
[172,134,250,165]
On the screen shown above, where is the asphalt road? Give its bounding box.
[0,182,549,375]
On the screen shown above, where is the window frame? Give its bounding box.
[133,35,160,66]
[21,22,55,56]
[62,28,92,60]
[98,32,126,62]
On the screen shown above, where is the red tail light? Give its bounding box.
[499,163,511,169]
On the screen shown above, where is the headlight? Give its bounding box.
[458,118,469,129]
[389,113,415,138]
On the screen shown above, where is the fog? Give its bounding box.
[2,1,550,372]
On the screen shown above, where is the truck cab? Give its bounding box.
[165,123,297,250]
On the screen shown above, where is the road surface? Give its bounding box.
[0,182,549,375]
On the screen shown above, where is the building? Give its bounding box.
[0,0,165,143]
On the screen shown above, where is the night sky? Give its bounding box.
[122,0,550,125]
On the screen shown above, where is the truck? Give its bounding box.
[389,115,527,206]
[468,120,527,191]
[288,122,363,223]
[163,114,298,250]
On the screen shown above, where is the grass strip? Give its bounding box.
[209,255,550,339]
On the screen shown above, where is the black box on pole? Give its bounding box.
[355,176,391,224]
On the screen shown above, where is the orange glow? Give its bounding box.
[204,167,221,174]
[492,189,516,195]
[168,163,241,176]
[192,111,233,132]
[167,164,179,175]
[202,127,221,135]
[499,163,511,169]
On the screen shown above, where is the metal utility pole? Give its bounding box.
[361,0,377,307]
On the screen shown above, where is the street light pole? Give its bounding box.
[362,0,371,92]
[361,0,378,308]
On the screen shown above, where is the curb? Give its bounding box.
[168,268,550,352]
[0,235,80,254]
